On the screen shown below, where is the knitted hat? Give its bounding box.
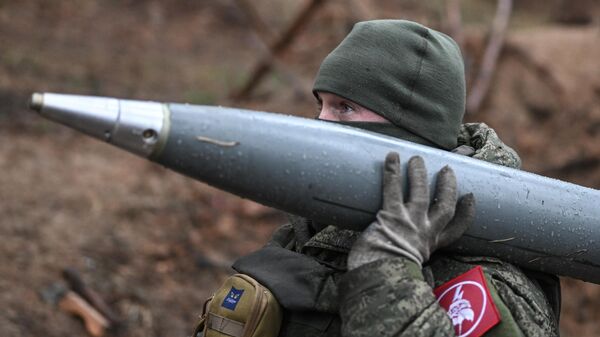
[313,20,465,150]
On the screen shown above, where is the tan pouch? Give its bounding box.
[193,274,282,337]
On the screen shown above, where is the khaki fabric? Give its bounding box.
[195,274,282,337]
[313,20,465,150]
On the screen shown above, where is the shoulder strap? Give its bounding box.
[232,245,339,313]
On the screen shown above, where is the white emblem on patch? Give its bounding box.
[448,285,475,335]
[434,266,501,337]
[437,280,487,337]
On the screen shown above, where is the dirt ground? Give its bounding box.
[1,1,600,336]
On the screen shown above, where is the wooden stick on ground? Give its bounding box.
[466,0,513,114]
[63,268,120,325]
[231,0,327,101]
[59,291,110,337]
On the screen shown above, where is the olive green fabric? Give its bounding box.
[313,20,465,150]
[482,275,525,337]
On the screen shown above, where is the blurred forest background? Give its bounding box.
[1,0,600,336]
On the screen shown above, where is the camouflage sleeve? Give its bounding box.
[429,255,559,337]
[480,260,559,337]
[338,257,455,337]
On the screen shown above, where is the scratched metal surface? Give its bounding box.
[32,93,600,283]
[158,104,600,283]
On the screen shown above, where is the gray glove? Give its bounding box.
[348,152,475,269]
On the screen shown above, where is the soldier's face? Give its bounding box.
[316,92,390,123]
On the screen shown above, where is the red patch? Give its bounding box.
[433,266,501,337]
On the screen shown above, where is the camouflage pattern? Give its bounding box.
[269,223,558,336]
[456,123,522,169]
[238,124,558,336]
[339,258,455,336]
[428,255,558,336]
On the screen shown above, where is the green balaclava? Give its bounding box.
[313,20,465,150]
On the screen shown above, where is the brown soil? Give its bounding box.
[1,1,600,336]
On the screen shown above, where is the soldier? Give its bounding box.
[231,20,560,336]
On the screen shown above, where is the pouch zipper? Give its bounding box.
[236,274,268,337]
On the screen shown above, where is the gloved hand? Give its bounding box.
[347,152,475,269]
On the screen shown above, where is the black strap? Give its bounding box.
[232,245,337,312]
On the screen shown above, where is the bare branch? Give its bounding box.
[233,0,275,43]
[445,0,464,50]
[232,0,327,101]
[232,0,311,101]
[466,0,513,114]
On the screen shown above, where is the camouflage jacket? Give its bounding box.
[233,123,560,337]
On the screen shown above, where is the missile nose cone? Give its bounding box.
[30,92,168,158]
[29,92,44,112]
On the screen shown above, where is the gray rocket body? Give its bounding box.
[31,93,600,284]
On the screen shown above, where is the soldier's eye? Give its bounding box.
[340,102,354,114]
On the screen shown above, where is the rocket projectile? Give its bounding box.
[30,92,600,284]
